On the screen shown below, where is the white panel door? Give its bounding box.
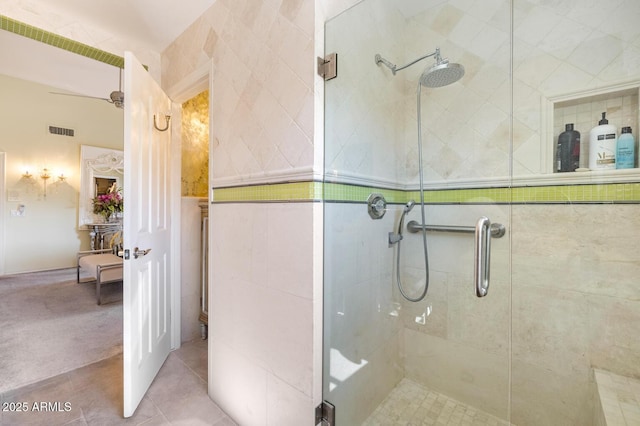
[123,51,173,418]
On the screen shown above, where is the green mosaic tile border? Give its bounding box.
[1,15,124,68]
[212,181,324,202]
[408,187,512,204]
[409,183,640,204]
[212,181,640,204]
[510,183,640,203]
[212,182,405,203]
[323,183,406,204]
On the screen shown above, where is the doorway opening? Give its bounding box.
[179,89,210,346]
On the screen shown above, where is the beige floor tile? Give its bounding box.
[0,341,235,426]
[364,378,511,426]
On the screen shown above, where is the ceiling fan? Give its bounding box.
[50,68,124,109]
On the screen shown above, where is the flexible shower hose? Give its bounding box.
[396,82,430,302]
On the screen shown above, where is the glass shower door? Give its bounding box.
[323,1,640,425]
[322,0,513,424]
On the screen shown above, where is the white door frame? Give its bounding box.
[166,60,214,350]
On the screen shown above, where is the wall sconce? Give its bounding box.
[40,168,51,198]
[18,167,67,199]
[20,170,37,191]
[40,169,68,197]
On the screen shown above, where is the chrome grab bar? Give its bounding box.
[474,217,491,298]
[407,220,505,238]
[406,218,505,297]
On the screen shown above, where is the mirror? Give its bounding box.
[95,177,118,196]
[79,145,124,227]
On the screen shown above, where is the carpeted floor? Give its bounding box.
[0,268,122,393]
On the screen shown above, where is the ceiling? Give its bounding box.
[0,29,123,99]
[0,0,217,98]
[26,0,218,52]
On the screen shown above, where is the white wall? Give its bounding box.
[0,1,169,275]
[0,73,123,274]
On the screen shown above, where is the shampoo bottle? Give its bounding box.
[616,126,635,169]
[588,112,617,170]
[556,123,580,172]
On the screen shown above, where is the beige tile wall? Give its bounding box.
[161,1,321,425]
[327,0,640,187]
[210,202,317,425]
[162,0,315,187]
[510,204,640,425]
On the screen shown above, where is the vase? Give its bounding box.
[98,213,111,223]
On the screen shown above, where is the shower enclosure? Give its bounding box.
[322,1,640,425]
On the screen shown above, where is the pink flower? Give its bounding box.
[92,186,124,218]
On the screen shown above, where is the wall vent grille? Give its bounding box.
[48,126,75,137]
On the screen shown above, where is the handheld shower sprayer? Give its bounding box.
[404,200,416,213]
[389,200,416,246]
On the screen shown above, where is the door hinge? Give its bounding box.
[315,400,335,425]
[317,53,338,81]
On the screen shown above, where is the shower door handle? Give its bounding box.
[474,217,491,297]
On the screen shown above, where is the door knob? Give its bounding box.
[133,247,151,259]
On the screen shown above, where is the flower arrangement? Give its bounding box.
[92,183,123,221]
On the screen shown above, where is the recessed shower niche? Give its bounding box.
[544,81,640,178]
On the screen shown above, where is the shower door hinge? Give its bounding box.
[315,400,335,425]
[318,53,338,81]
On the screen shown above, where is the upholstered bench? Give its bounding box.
[77,249,123,305]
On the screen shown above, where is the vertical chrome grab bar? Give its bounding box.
[406,217,504,297]
[474,216,491,297]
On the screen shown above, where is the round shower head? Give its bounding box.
[420,61,465,88]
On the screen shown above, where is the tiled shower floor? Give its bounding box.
[364,378,510,426]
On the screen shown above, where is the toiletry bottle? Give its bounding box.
[588,112,617,170]
[556,123,580,172]
[616,126,635,169]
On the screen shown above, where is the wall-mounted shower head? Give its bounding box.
[404,200,416,213]
[376,47,464,88]
[419,60,465,88]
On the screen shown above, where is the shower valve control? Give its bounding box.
[367,193,387,219]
